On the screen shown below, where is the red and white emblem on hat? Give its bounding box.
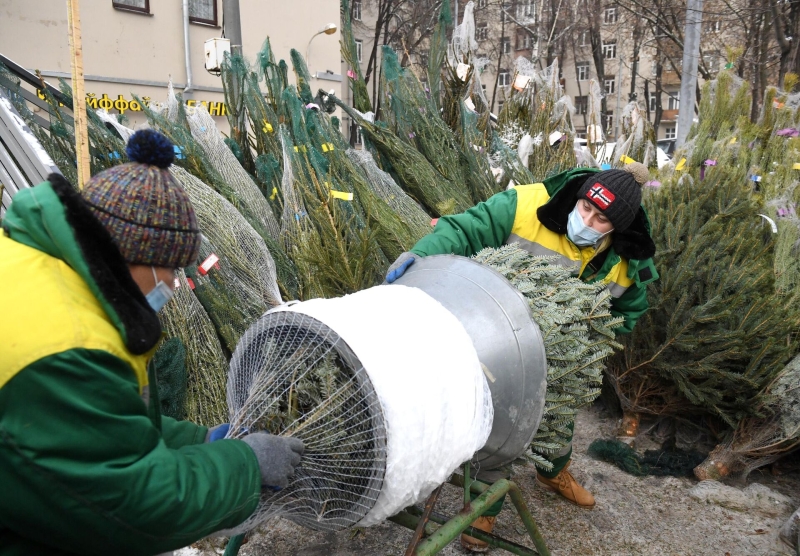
[586,183,615,209]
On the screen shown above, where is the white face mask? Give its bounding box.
[145,267,174,312]
[567,206,612,247]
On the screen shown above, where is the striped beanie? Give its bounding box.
[82,129,200,268]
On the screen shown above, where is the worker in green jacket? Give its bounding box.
[386,163,658,552]
[0,130,303,556]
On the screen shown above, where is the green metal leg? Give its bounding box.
[223,533,246,556]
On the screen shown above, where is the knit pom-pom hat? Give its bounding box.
[81,129,200,268]
[577,162,650,231]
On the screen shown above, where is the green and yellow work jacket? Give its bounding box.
[0,175,261,556]
[411,168,659,334]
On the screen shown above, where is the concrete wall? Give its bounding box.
[0,0,342,131]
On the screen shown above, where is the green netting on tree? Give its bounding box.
[606,163,800,428]
[474,245,623,471]
[333,95,471,216]
[427,0,451,113]
[588,439,706,477]
[221,52,256,174]
[184,236,269,353]
[149,337,188,420]
[171,166,284,308]
[381,47,467,190]
[289,49,315,105]
[160,271,228,426]
[255,37,287,111]
[340,0,372,113]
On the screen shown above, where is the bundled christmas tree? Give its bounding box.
[160,270,229,426]
[474,245,622,470]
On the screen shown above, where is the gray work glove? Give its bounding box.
[385,251,420,284]
[242,433,305,489]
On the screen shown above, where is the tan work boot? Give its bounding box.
[460,515,496,553]
[536,461,595,508]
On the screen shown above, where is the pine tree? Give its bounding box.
[606,163,800,429]
[475,245,622,470]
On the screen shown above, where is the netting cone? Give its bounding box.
[224,311,387,533]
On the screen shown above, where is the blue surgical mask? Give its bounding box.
[145,266,175,312]
[567,206,612,247]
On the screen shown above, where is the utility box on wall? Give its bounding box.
[204,38,231,75]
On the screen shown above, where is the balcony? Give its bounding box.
[660,109,679,121]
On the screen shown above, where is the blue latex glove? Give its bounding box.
[385,251,418,284]
[206,423,231,442]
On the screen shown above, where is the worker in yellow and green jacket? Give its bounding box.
[385,163,658,552]
[0,130,303,556]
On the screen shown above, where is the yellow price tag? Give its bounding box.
[293,145,307,153]
[331,190,354,201]
[262,120,273,133]
[675,157,687,171]
[321,143,329,152]
[793,163,800,170]
[620,155,636,164]
[729,137,737,144]
[270,187,278,200]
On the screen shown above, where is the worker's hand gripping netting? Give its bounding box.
[224,311,387,533]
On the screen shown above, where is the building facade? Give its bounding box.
[0,0,343,131]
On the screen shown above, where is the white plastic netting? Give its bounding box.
[278,125,309,239]
[170,166,283,309]
[447,1,478,68]
[160,270,229,426]
[223,285,493,532]
[185,106,282,242]
[346,148,431,240]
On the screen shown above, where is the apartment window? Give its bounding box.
[667,90,679,110]
[649,93,657,112]
[516,29,532,50]
[354,125,363,145]
[482,83,487,95]
[664,126,677,140]
[498,100,505,112]
[602,40,617,59]
[353,0,362,21]
[603,6,618,24]
[577,62,590,81]
[478,0,487,7]
[501,37,511,54]
[355,39,363,63]
[604,76,615,95]
[112,0,149,13]
[498,70,511,87]
[189,0,217,26]
[576,129,587,139]
[603,111,614,132]
[517,0,535,18]
[477,23,489,41]
[575,95,588,115]
[579,30,589,46]
[705,19,721,33]
[420,50,429,67]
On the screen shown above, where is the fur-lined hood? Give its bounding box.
[2,174,161,354]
